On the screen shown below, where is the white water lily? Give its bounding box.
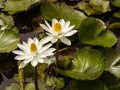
[12,38,55,69]
[40,18,77,45]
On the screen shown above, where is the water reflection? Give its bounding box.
[0,74,17,90]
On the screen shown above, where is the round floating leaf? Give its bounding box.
[113,11,120,18]
[78,17,117,47]
[5,83,19,90]
[40,2,87,29]
[25,83,35,90]
[0,13,14,25]
[46,76,65,90]
[0,25,20,53]
[77,0,111,15]
[54,48,105,80]
[104,48,120,78]
[110,0,120,7]
[3,0,41,14]
[64,79,108,90]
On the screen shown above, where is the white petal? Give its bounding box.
[12,50,25,55]
[63,21,70,31]
[23,57,33,64]
[44,57,55,65]
[59,37,71,45]
[52,18,58,26]
[33,38,39,45]
[31,60,38,67]
[38,58,44,63]
[45,48,56,53]
[28,38,33,44]
[51,36,58,43]
[15,55,31,60]
[39,36,52,45]
[40,24,52,33]
[59,19,65,27]
[40,52,54,58]
[40,43,52,52]
[63,25,75,33]
[45,20,52,29]
[65,30,77,36]
[19,62,28,69]
[17,44,26,51]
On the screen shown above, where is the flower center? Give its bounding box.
[30,43,37,54]
[53,23,62,34]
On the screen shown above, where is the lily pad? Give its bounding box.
[54,48,105,80]
[40,2,87,29]
[104,48,120,78]
[78,17,117,47]
[110,0,120,7]
[3,0,41,14]
[0,25,20,53]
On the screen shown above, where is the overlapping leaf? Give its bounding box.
[3,0,41,14]
[78,17,117,47]
[54,48,105,80]
[104,49,120,78]
[110,0,120,7]
[77,0,111,15]
[40,2,87,29]
[0,25,20,53]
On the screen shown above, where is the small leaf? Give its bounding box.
[110,0,120,7]
[40,2,87,29]
[77,0,111,15]
[78,17,117,47]
[24,83,35,90]
[64,79,108,90]
[0,25,20,53]
[3,0,41,14]
[0,12,14,25]
[113,11,120,18]
[5,83,19,90]
[46,76,65,90]
[109,22,120,29]
[54,48,105,80]
[104,48,120,78]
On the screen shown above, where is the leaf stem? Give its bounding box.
[56,41,59,66]
[34,66,39,90]
[18,61,24,90]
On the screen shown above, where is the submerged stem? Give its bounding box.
[18,61,24,90]
[34,66,39,90]
[56,41,59,66]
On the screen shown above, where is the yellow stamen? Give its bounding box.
[53,23,62,33]
[30,43,37,53]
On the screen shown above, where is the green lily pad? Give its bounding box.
[3,0,41,14]
[78,17,117,47]
[5,83,19,90]
[113,11,120,18]
[0,13,14,25]
[54,48,105,80]
[0,25,20,53]
[40,2,87,29]
[104,48,120,78]
[110,0,120,7]
[77,0,111,15]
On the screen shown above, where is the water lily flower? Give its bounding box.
[40,18,77,45]
[12,38,55,69]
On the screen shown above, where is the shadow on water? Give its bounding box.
[0,74,17,90]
